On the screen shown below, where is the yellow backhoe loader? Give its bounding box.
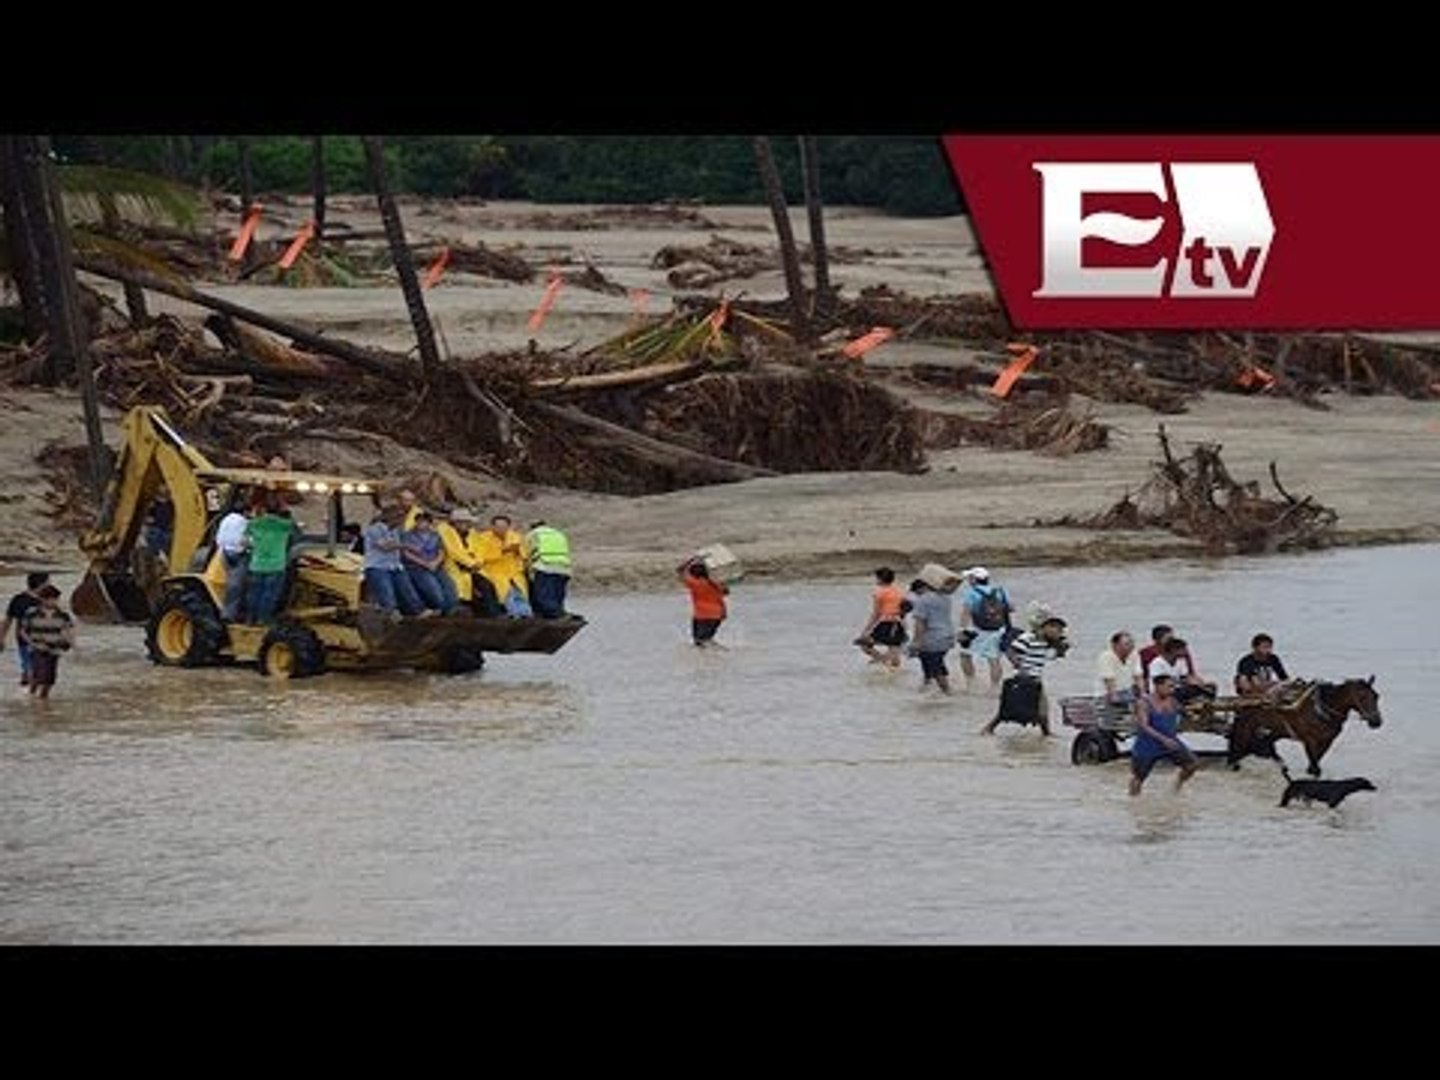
[71,406,585,677]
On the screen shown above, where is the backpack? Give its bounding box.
[970,585,1009,631]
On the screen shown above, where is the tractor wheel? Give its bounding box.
[1071,729,1118,766]
[146,589,226,668]
[440,645,486,675]
[258,623,327,680]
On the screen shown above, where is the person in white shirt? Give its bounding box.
[215,504,251,621]
[1145,636,1217,705]
[1095,630,1144,705]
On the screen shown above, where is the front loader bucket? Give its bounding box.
[353,609,587,666]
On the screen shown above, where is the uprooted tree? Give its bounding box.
[1048,425,1339,554]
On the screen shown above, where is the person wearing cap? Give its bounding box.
[19,583,74,699]
[906,577,957,695]
[525,520,572,619]
[958,566,1011,694]
[983,613,1069,734]
[436,507,483,609]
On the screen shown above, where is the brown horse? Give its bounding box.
[1226,677,1382,776]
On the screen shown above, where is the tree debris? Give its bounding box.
[1043,425,1339,554]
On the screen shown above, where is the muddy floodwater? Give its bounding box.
[2,544,1437,943]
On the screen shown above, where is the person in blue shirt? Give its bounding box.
[1129,673,1199,796]
[401,511,459,614]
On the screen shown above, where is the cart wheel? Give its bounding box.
[1071,729,1118,765]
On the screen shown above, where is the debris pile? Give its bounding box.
[1044,425,1339,554]
[916,398,1111,456]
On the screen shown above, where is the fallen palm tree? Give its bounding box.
[1046,425,1338,554]
[409,240,535,283]
[653,236,879,291]
[916,398,1111,456]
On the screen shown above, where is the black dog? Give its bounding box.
[1279,765,1376,809]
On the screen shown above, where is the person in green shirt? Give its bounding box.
[244,504,298,625]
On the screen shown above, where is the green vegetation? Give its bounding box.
[54,136,963,216]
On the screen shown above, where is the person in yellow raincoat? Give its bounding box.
[468,513,532,617]
[436,507,483,608]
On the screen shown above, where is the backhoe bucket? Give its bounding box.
[71,570,152,624]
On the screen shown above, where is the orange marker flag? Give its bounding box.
[707,299,731,345]
[991,342,1039,398]
[629,287,651,316]
[228,204,263,262]
[841,326,896,360]
[278,220,316,270]
[528,270,564,332]
[422,246,451,290]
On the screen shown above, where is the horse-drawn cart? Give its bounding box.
[1062,679,1382,773]
[1061,694,1245,765]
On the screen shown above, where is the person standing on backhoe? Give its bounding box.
[525,520,571,618]
[244,498,297,625]
[216,502,251,621]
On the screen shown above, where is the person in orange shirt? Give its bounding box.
[679,556,729,647]
[853,566,907,669]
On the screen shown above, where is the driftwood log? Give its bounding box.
[530,401,777,484]
[75,255,412,382]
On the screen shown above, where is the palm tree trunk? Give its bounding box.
[16,136,108,497]
[752,136,808,340]
[161,137,180,181]
[13,136,70,383]
[798,135,831,313]
[312,136,327,244]
[82,137,147,326]
[362,135,441,382]
[177,136,195,182]
[0,136,49,342]
[237,137,255,211]
[101,196,150,328]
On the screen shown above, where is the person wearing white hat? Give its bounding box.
[958,566,1012,694]
[436,507,484,610]
[983,612,1069,735]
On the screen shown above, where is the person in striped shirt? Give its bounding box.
[19,584,74,700]
[983,614,1069,735]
